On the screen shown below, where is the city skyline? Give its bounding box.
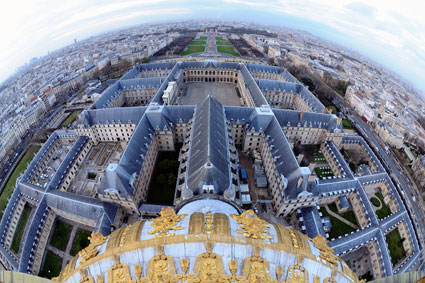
[0,11,424,281]
[1,0,425,92]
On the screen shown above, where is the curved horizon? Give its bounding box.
[1,0,425,93]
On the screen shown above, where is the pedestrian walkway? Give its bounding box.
[325,205,359,230]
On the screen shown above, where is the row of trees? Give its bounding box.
[154,35,195,57]
[229,38,264,58]
[285,62,348,103]
[225,27,277,38]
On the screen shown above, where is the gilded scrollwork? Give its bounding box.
[119,224,132,247]
[189,242,225,283]
[79,269,95,283]
[57,210,360,283]
[148,207,187,237]
[134,265,142,280]
[242,254,273,282]
[284,255,308,283]
[78,232,108,264]
[311,235,338,266]
[107,255,133,283]
[206,212,213,235]
[230,210,272,239]
[143,245,177,282]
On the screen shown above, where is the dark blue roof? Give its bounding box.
[186,96,231,195]
[47,136,89,191]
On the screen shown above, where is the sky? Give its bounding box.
[1,0,425,92]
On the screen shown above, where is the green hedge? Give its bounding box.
[71,228,91,256]
[39,251,62,279]
[50,220,72,251]
[11,205,31,253]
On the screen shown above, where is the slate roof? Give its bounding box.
[246,63,297,82]
[185,96,231,195]
[224,106,255,124]
[47,136,89,191]
[264,117,303,198]
[21,130,77,184]
[240,65,268,107]
[99,114,155,197]
[256,79,326,113]
[273,109,342,132]
[80,106,147,127]
[21,132,60,183]
[300,207,326,238]
[121,62,175,80]
[92,78,162,109]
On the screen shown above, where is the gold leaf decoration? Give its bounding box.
[311,234,338,266]
[230,210,272,239]
[78,232,108,264]
[148,207,187,237]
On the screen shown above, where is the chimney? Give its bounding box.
[300,111,304,121]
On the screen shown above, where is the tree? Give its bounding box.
[300,77,316,91]
[118,59,132,70]
[268,57,275,66]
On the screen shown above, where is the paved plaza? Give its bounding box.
[177,82,242,106]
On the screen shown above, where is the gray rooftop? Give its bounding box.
[80,106,147,127]
[185,96,232,195]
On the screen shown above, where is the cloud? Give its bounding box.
[0,0,425,91]
[344,2,377,17]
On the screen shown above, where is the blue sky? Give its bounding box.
[1,0,425,92]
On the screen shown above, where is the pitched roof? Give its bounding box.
[186,96,231,195]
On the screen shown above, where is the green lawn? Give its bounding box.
[313,152,326,163]
[189,40,206,45]
[0,144,41,218]
[216,40,232,46]
[60,110,82,128]
[11,205,31,254]
[215,36,223,40]
[199,36,207,40]
[181,45,206,56]
[38,250,62,279]
[217,45,240,57]
[374,192,392,219]
[328,203,358,226]
[71,228,91,256]
[386,228,406,266]
[342,118,354,129]
[147,150,180,205]
[315,167,334,178]
[50,220,72,251]
[320,204,357,239]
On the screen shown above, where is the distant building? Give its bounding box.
[24,100,45,126]
[345,86,375,124]
[376,122,403,148]
[268,45,281,59]
[39,89,56,110]
[10,115,29,138]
